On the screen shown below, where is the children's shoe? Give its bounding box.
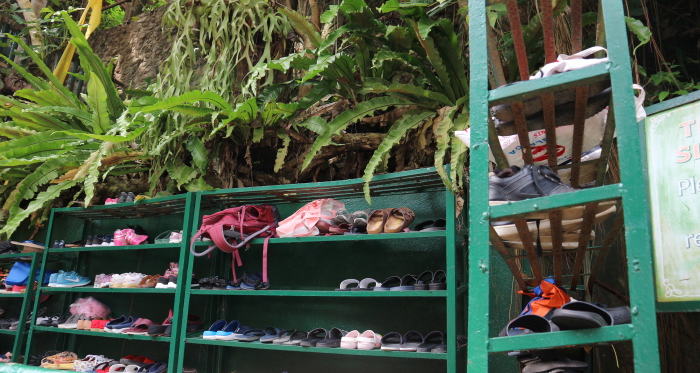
[341,330,360,349]
[100,274,112,288]
[126,192,135,202]
[154,276,169,289]
[55,271,90,287]
[110,274,124,288]
[113,230,126,246]
[117,192,128,204]
[94,274,105,288]
[357,330,382,350]
[100,236,112,246]
[85,236,94,247]
[122,273,145,288]
[11,285,26,293]
[166,276,178,289]
[168,231,183,243]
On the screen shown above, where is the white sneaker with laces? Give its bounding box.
[110,274,124,288]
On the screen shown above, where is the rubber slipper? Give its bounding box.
[333,209,352,225]
[385,207,415,233]
[109,364,127,372]
[300,328,327,347]
[500,314,560,337]
[522,356,588,373]
[260,327,284,343]
[282,330,308,346]
[357,330,382,350]
[551,301,630,330]
[328,223,351,235]
[391,274,418,291]
[351,210,370,229]
[414,271,433,290]
[351,278,378,291]
[414,219,447,232]
[429,270,447,290]
[373,276,401,291]
[340,330,360,349]
[416,331,443,352]
[367,208,392,234]
[399,330,424,351]
[202,319,227,340]
[316,327,346,348]
[336,279,359,291]
[272,329,297,345]
[233,328,267,342]
[380,332,403,351]
[240,272,269,290]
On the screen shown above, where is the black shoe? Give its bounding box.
[489,165,575,203]
[85,236,94,247]
[155,277,169,288]
[117,192,128,203]
[126,192,135,202]
[53,240,60,248]
[167,276,178,288]
[57,240,65,248]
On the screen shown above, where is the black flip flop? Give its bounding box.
[499,314,560,337]
[282,330,307,346]
[300,328,327,347]
[260,327,284,343]
[373,276,401,291]
[234,328,267,342]
[414,271,434,290]
[416,331,443,352]
[391,274,417,291]
[429,270,447,290]
[399,330,424,351]
[315,327,346,348]
[380,332,403,351]
[551,301,630,330]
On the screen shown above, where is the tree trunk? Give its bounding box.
[16,0,43,46]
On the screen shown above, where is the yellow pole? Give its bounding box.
[53,0,103,83]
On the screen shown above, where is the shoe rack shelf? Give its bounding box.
[24,194,197,372]
[177,167,465,373]
[0,252,39,363]
[468,0,660,371]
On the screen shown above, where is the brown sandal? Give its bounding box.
[384,208,415,233]
[367,208,393,234]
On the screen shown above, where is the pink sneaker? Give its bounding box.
[121,229,148,245]
[113,230,126,246]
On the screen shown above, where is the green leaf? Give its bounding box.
[0,180,79,237]
[433,105,461,189]
[363,110,435,202]
[6,158,72,217]
[134,90,232,113]
[321,5,339,24]
[0,132,83,161]
[361,80,453,106]
[301,97,412,170]
[86,71,111,135]
[298,80,334,109]
[165,159,198,188]
[186,136,209,172]
[279,8,321,48]
[659,91,669,102]
[79,144,110,207]
[297,116,328,135]
[449,110,470,191]
[625,17,651,55]
[274,132,291,172]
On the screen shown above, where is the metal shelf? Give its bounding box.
[193,230,446,247]
[47,243,180,253]
[33,326,170,342]
[191,289,447,297]
[41,287,177,294]
[488,324,633,353]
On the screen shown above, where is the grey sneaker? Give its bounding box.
[489,165,575,203]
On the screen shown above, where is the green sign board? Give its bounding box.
[646,98,700,302]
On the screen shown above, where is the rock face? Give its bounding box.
[88,5,171,89]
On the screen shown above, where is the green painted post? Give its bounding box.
[12,253,38,362]
[466,0,492,371]
[601,0,661,370]
[445,189,457,372]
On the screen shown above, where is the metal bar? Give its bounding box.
[569,86,590,187]
[506,0,531,81]
[540,0,556,63]
[466,0,492,369]
[569,203,598,290]
[549,210,564,285]
[511,245,604,260]
[587,210,625,292]
[489,63,609,104]
[571,0,583,52]
[513,219,542,281]
[12,252,38,362]
[489,324,633,352]
[601,0,661,368]
[489,183,621,219]
[445,192,457,372]
[541,93,559,168]
[489,226,528,290]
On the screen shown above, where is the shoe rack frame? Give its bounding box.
[23,194,197,371]
[467,0,660,371]
[0,252,40,362]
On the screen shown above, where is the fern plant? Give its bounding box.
[246,0,470,200]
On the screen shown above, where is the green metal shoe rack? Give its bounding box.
[0,252,40,363]
[467,0,661,372]
[20,169,466,372]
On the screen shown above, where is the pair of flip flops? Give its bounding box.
[510,350,588,373]
[380,331,462,353]
[272,328,347,348]
[374,270,446,291]
[336,278,378,291]
[501,301,631,336]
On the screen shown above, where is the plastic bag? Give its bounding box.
[69,297,111,318]
[277,199,345,237]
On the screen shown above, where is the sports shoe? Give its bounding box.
[117,192,128,204]
[47,272,62,287]
[122,273,145,288]
[110,274,124,288]
[154,277,170,289]
[168,231,183,243]
[57,313,82,329]
[126,192,135,202]
[55,271,90,287]
[489,165,575,204]
[101,236,112,246]
[109,316,139,333]
[113,230,126,246]
[167,276,178,289]
[85,236,94,247]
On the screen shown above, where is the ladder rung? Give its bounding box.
[488,324,634,353]
[488,64,610,105]
[489,184,622,220]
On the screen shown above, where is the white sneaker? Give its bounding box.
[110,274,124,288]
[122,273,145,288]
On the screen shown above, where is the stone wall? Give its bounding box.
[88,4,172,89]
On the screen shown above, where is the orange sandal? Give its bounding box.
[384,208,415,233]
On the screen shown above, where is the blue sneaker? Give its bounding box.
[55,271,90,287]
[216,320,246,341]
[47,272,60,287]
[203,319,227,340]
[108,316,139,333]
